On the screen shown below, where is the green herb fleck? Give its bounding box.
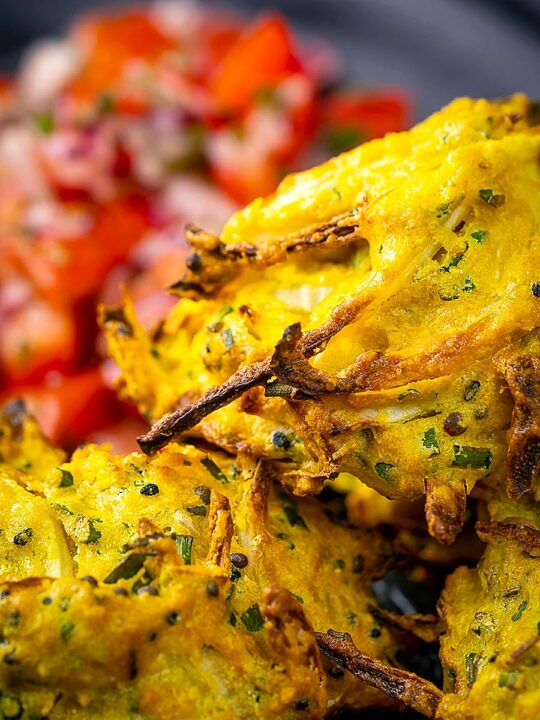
[511,600,527,622]
[281,495,308,530]
[332,559,346,571]
[464,380,481,401]
[271,431,292,450]
[478,188,505,207]
[499,670,520,689]
[186,505,208,517]
[58,469,74,488]
[333,187,342,201]
[471,230,487,244]
[176,535,193,565]
[374,462,395,482]
[462,276,476,292]
[240,603,265,632]
[422,427,440,456]
[452,445,492,469]
[201,456,229,484]
[440,250,466,272]
[207,306,233,332]
[465,652,477,686]
[103,554,148,584]
[84,519,102,545]
[291,593,304,604]
[60,622,75,640]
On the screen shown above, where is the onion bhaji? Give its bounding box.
[102,94,540,544]
[0,401,424,719]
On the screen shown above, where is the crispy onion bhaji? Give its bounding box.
[102,94,540,543]
[0,401,423,719]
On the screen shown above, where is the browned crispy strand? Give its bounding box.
[496,354,540,498]
[476,519,540,555]
[316,630,443,718]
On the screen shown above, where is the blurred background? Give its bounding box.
[1,0,540,119]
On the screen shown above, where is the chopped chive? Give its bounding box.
[201,456,229,484]
[511,600,527,622]
[463,380,481,401]
[176,535,193,565]
[240,603,265,632]
[207,306,233,332]
[465,652,477,686]
[103,553,147,584]
[58,469,74,488]
[374,462,395,482]
[452,445,492,469]
[186,505,207,517]
[422,427,440,456]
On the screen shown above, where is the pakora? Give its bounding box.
[0,401,414,718]
[104,94,540,543]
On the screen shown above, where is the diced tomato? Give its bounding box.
[1,299,77,385]
[211,156,281,206]
[321,91,411,152]
[6,195,150,303]
[209,15,301,114]
[1,368,121,446]
[67,11,175,109]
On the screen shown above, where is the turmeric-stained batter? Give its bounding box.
[103,94,540,543]
[0,402,407,718]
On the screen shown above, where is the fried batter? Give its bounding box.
[103,95,540,542]
[0,402,408,717]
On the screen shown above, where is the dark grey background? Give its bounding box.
[0,0,539,120]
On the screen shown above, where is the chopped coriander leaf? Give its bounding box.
[452,445,492,469]
[201,456,229,484]
[374,462,395,482]
[240,603,265,632]
[499,670,520,689]
[462,276,476,292]
[58,469,74,488]
[440,250,466,272]
[282,497,308,530]
[478,188,505,207]
[103,553,147,584]
[422,428,440,456]
[471,229,487,244]
[176,535,193,565]
[511,600,527,622]
[436,202,450,219]
[207,306,233,332]
[463,380,481,401]
[84,519,103,545]
[186,505,207,517]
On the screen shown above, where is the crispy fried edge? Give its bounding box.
[316,630,443,718]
